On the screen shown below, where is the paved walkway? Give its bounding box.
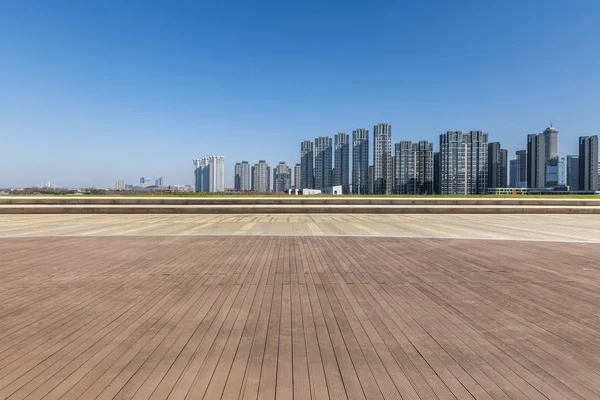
[1,214,600,242]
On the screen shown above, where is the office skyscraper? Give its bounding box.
[193,156,225,192]
[579,136,599,191]
[527,133,546,188]
[294,163,301,189]
[566,155,579,190]
[488,142,507,188]
[373,123,392,194]
[352,128,369,194]
[300,140,314,189]
[234,161,251,191]
[543,124,559,160]
[273,162,292,193]
[515,149,527,187]
[440,131,467,194]
[155,177,164,187]
[314,136,332,189]
[251,160,270,192]
[334,133,350,193]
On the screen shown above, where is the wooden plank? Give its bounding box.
[0,236,599,400]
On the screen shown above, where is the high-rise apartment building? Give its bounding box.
[234,161,251,191]
[334,133,350,193]
[440,130,487,194]
[579,135,599,191]
[527,133,546,188]
[251,160,270,193]
[393,141,414,194]
[294,163,301,189]
[193,156,225,192]
[465,130,488,194]
[115,180,126,190]
[392,141,433,194]
[440,131,467,194]
[273,162,292,193]
[515,149,527,187]
[352,128,369,194]
[155,177,164,187]
[373,123,392,194]
[414,141,434,194]
[300,140,314,190]
[488,142,507,188]
[566,155,579,190]
[314,136,332,190]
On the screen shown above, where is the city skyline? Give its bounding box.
[11,121,599,192]
[2,2,600,188]
[198,123,597,194]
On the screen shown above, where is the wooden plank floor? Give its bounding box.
[1,236,600,399]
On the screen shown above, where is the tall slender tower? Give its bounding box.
[334,133,350,193]
[543,123,559,160]
[579,135,599,191]
[294,163,301,189]
[527,133,546,188]
[314,136,332,189]
[300,140,314,190]
[515,149,527,187]
[352,129,369,194]
[373,123,392,194]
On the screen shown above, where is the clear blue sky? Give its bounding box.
[1,0,599,188]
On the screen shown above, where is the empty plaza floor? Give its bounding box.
[1,215,600,399]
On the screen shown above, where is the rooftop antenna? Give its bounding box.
[550,118,553,128]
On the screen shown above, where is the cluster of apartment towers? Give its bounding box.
[194,123,598,194]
